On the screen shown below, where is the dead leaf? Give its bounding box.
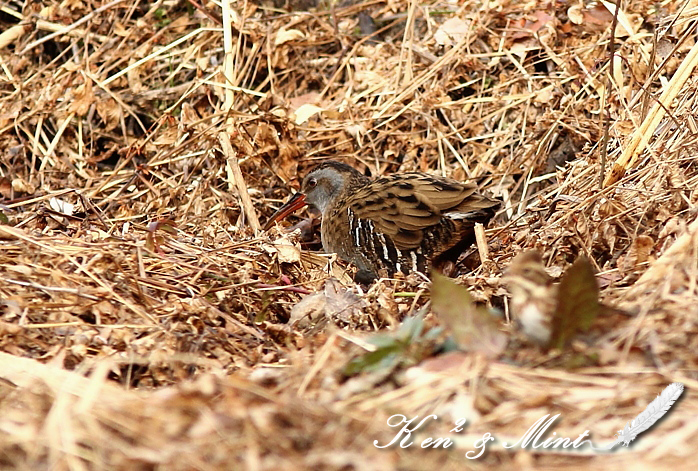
[629,235,654,266]
[618,235,654,276]
[12,178,35,194]
[0,178,12,198]
[68,80,94,116]
[273,234,301,264]
[430,272,507,358]
[550,257,600,350]
[293,104,323,125]
[510,11,555,40]
[290,278,366,327]
[434,17,470,47]
[274,28,305,46]
[568,4,584,24]
[262,232,302,264]
[504,251,556,346]
[289,92,321,111]
[598,0,638,37]
[95,97,122,131]
[506,252,605,350]
[289,292,327,327]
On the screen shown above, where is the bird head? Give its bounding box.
[264,161,366,230]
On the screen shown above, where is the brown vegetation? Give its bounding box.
[1,0,697,469]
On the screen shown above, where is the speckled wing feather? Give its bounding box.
[323,173,498,277]
[347,174,495,250]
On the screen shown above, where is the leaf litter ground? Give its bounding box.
[1,0,697,469]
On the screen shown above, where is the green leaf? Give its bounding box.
[343,345,403,376]
[395,314,424,344]
[343,316,426,375]
[430,272,507,358]
[550,257,600,350]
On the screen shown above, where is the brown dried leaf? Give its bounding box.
[274,27,305,46]
[68,80,94,116]
[510,11,555,40]
[272,234,301,264]
[431,272,507,358]
[95,97,122,131]
[618,235,655,276]
[290,278,366,327]
[0,178,11,198]
[434,17,470,47]
[293,104,323,125]
[550,257,600,350]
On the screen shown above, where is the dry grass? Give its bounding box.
[1,0,698,469]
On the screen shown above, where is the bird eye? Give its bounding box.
[308,178,317,188]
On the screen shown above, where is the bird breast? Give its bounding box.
[320,209,372,272]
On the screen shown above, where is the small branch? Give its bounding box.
[474,222,490,264]
[219,132,261,232]
[255,283,311,295]
[603,37,698,187]
[599,0,620,189]
[20,0,125,54]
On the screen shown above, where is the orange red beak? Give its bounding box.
[263,192,307,231]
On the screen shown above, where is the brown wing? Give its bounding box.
[342,173,496,250]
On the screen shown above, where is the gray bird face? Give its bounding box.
[301,167,345,214]
[263,161,362,231]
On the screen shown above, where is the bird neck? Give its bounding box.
[315,169,369,215]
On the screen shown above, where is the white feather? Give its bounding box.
[445,210,478,220]
[602,382,684,449]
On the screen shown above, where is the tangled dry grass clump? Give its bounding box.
[1,0,698,469]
